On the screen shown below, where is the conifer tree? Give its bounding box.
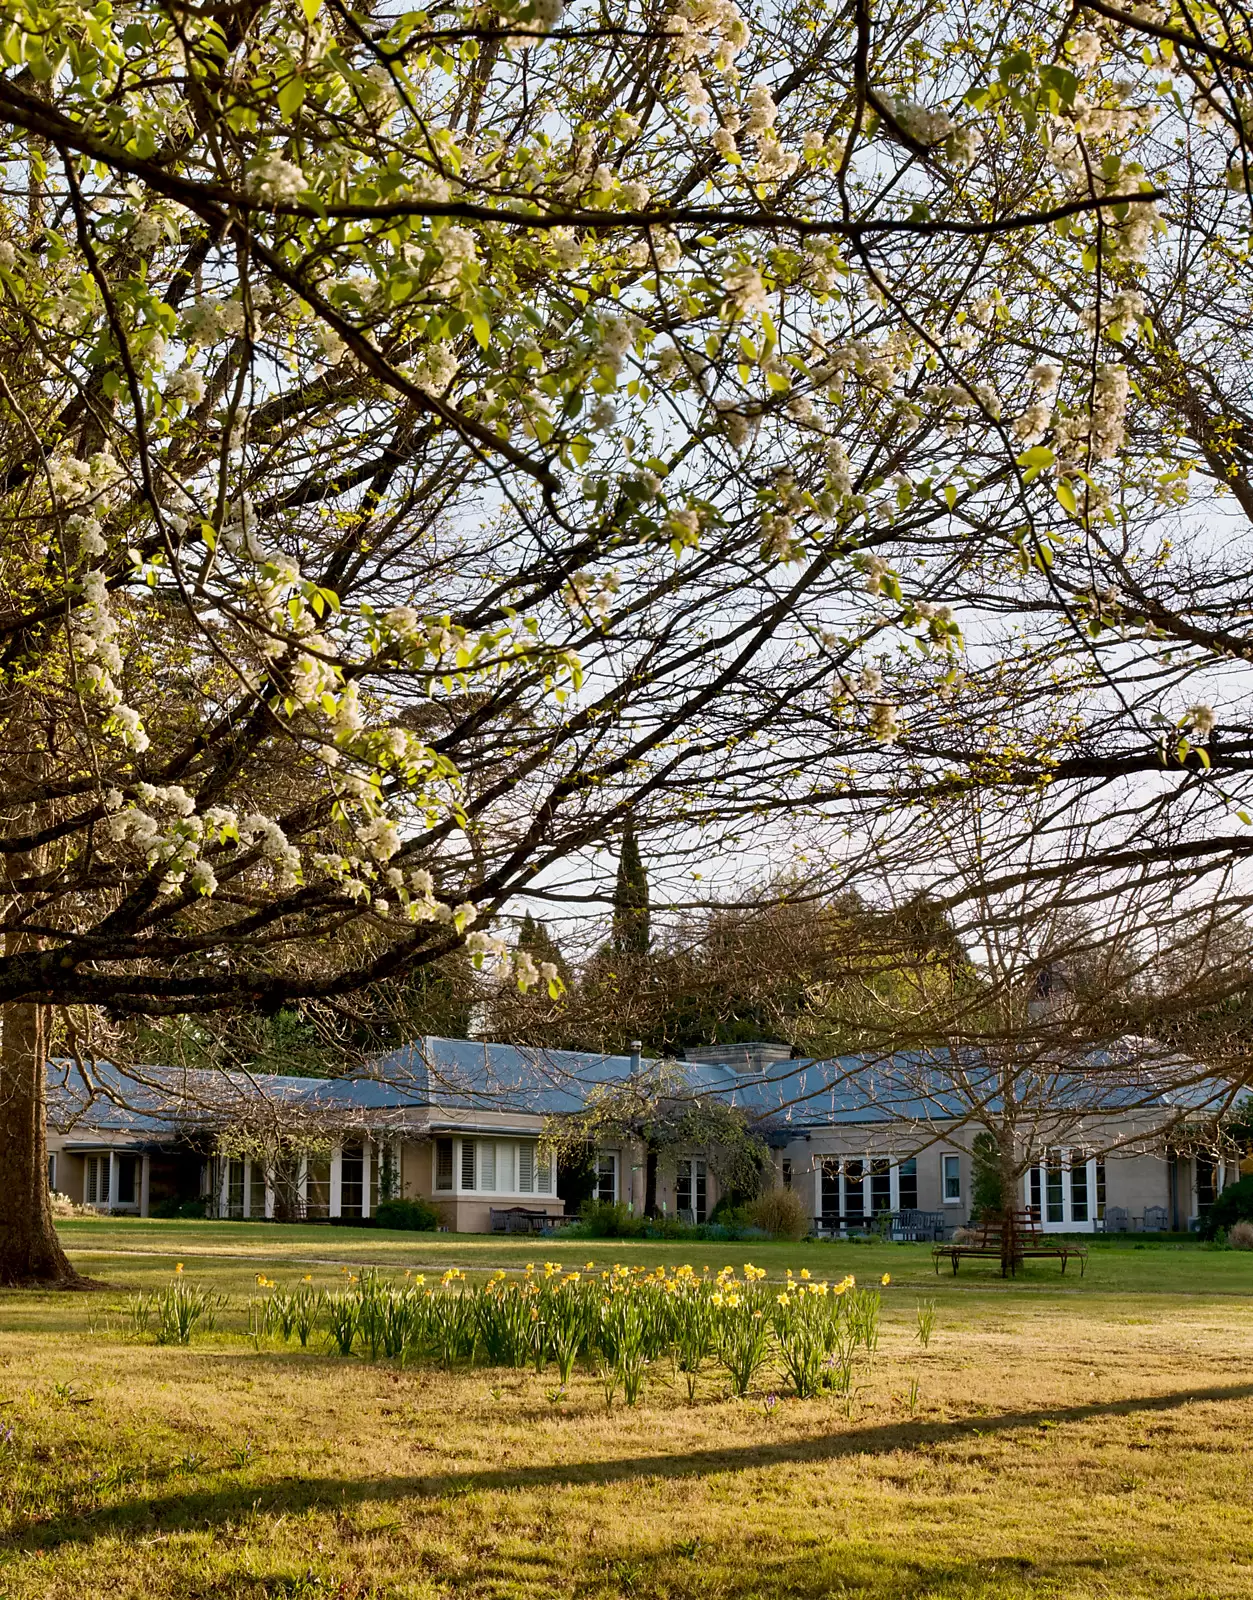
[613,819,651,958]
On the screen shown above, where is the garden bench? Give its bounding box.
[891,1208,948,1242]
[933,1209,1088,1278]
[488,1206,563,1234]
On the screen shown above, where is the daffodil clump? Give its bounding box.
[234,1261,890,1406]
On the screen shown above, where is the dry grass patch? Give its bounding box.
[1,1240,1253,1598]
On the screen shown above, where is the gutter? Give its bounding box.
[426,1121,546,1137]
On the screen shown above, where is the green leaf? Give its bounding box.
[944,484,957,510]
[278,75,306,118]
[1038,65,1077,106]
[471,312,491,350]
[1056,480,1077,515]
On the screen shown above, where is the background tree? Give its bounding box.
[546,1060,772,1216]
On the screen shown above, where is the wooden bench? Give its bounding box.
[933,1209,1088,1278]
[489,1206,563,1235]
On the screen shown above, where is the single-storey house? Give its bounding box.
[45,1034,1239,1234]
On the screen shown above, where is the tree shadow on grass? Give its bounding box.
[10,1379,1253,1558]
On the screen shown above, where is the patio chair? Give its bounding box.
[1102,1205,1130,1233]
[1141,1205,1169,1232]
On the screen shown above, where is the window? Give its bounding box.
[518,1143,535,1194]
[536,1150,553,1195]
[273,1157,300,1220]
[844,1159,865,1223]
[1069,1157,1088,1223]
[434,1138,453,1192]
[227,1159,244,1219]
[460,1139,477,1191]
[47,1153,57,1192]
[1029,1150,1101,1230]
[942,1153,961,1204]
[249,1162,266,1220]
[676,1157,707,1224]
[340,1144,364,1218]
[898,1157,918,1211]
[870,1159,892,1215]
[85,1155,111,1206]
[821,1158,840,1219]
[596,1151,618,1205]
[479,1142,497,1192]
[1196,1152,1218,1213]
[781,1159,793,1190]
[306,1157,331,1219]
[1045,1152,1064,1223]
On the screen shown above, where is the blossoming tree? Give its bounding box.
[0,0,1186,1282]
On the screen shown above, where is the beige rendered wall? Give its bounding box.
[400,1138,433,1202]
[426,1196,565,1233]
[49,1141,85,1203]
[1104,1152,1171,1220]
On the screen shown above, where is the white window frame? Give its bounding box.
[595,1150,619,1205]
[85,1153,113,1208]
[1023,1149,1105,1233]
[942,1153,962,1205]
[47,1152,57,1192]
[813,1154,919,1230]
[675,1155,708,1222]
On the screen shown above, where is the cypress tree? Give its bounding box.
[613,817,651,956]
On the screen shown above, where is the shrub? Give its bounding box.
[1229,1220,1253,1250]
[373,1197,439,1232]
[747,1187,810,1240]
[573,1200,647,1238]
[1200,1174,1253,1239]
[971,1131,1006,1221]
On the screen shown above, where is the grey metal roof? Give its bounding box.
[45,1035,1236,1142]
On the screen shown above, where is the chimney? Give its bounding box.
[629,1040,642,1072]
[684,1042,794,1075]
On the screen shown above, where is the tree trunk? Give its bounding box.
[0,995,80,1285]
[997,1123,1020,1279]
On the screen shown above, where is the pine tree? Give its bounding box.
[613,819,651,957]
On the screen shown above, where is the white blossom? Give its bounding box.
[250,154,306,203]
[1068,30,1104,68]
[165,368,206,405]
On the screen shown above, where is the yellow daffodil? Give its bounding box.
[881,1273,891,1286]
[800,1268,811,1280]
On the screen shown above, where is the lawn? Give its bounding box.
[0,1219,1251,1599]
